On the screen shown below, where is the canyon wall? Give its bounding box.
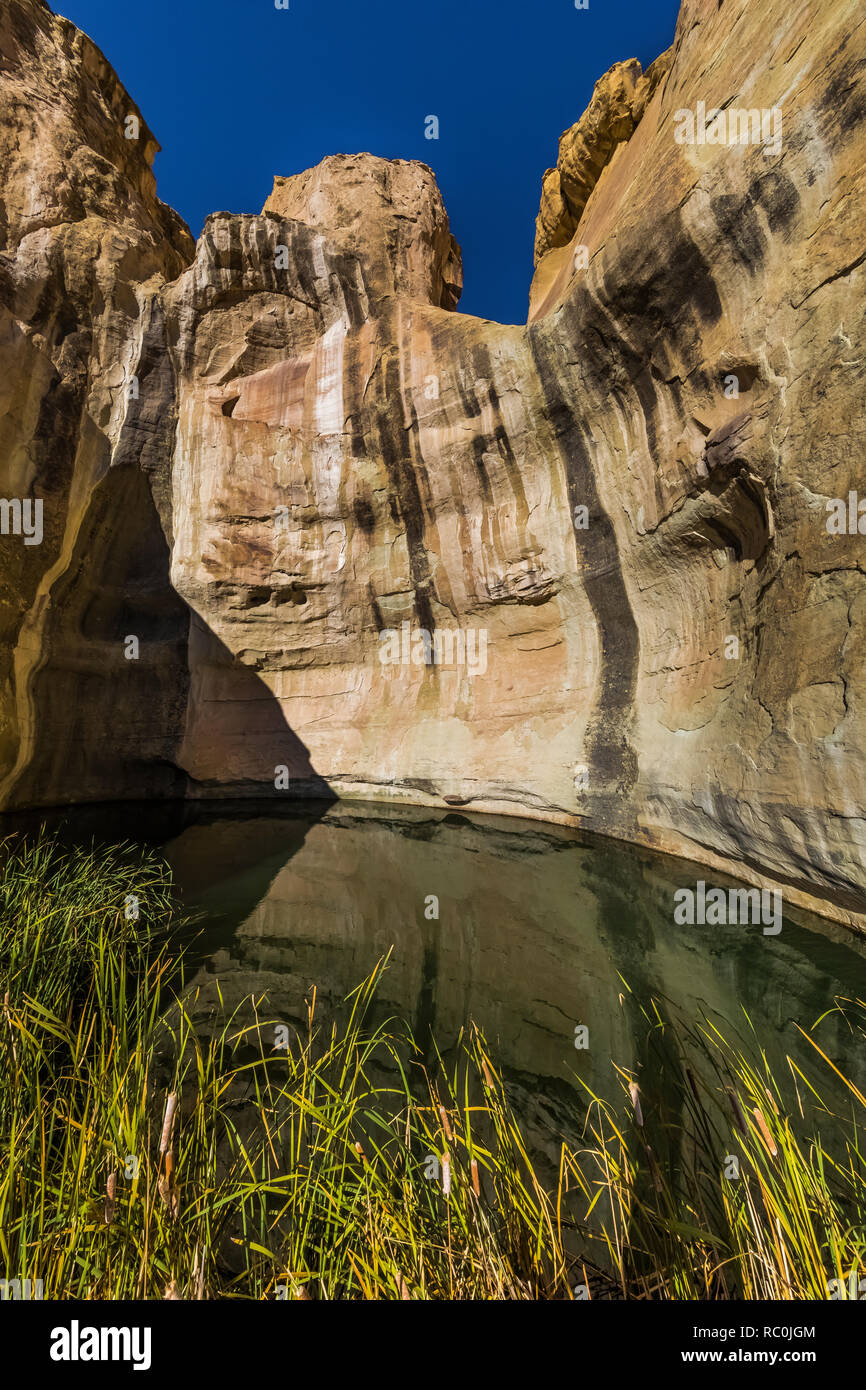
[0,0,194,803]
[1,0,865,930]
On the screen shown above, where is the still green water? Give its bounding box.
[7,798,866,1162]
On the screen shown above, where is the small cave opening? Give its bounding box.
[721,361,760,393]
[272,585,308,607]
[221,395,241,417]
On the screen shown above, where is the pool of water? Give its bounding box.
[6,798,866,1169]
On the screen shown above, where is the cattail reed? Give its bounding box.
[628,1081,643,1127]
[5,832,865,1304]
[103,1170,117,1225]
[158,1093,179,1218]
[752,1106,778,1157]
[159,1093,177,1156]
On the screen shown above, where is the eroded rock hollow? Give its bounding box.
[1,0,865,929]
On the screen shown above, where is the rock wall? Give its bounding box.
[1,0,865,930]
[0,0,194,803]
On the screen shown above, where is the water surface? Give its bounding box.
[8,798,866,1165]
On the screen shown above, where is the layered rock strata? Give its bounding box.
[1,0,865,931]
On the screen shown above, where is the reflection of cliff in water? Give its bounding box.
[144,801,866,1179]
[6,795,866,1202]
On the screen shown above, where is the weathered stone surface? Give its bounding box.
[264,155,463,311]
[0,0,194,804]
[1,0,866,933]
[523,0,866,930]
[533,52,672,266]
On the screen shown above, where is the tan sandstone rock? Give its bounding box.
[1,0,865,935]
[0,0,193,805]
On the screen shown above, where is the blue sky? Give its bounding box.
[58,0,680,324]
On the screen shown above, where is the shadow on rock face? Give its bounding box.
[3,459,336,814]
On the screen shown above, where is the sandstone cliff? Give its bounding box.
[0,0,193,803]
[1,0,865,931]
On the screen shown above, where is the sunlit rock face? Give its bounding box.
[160,161,585,808]
[0,0,194,804]
[525,0,866,928]
[1,0,865,930]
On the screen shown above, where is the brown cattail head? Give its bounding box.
[439,1104,454,1142]
[628,1081,644,1127]
[103,1170,117,1225]
[159,1093,178,1156]
[752,1107,778,1158]
[157,1174,180,1219]
[442,1151,452,1197]
[158,1151,180,1220]
[470,1157,481,1197]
